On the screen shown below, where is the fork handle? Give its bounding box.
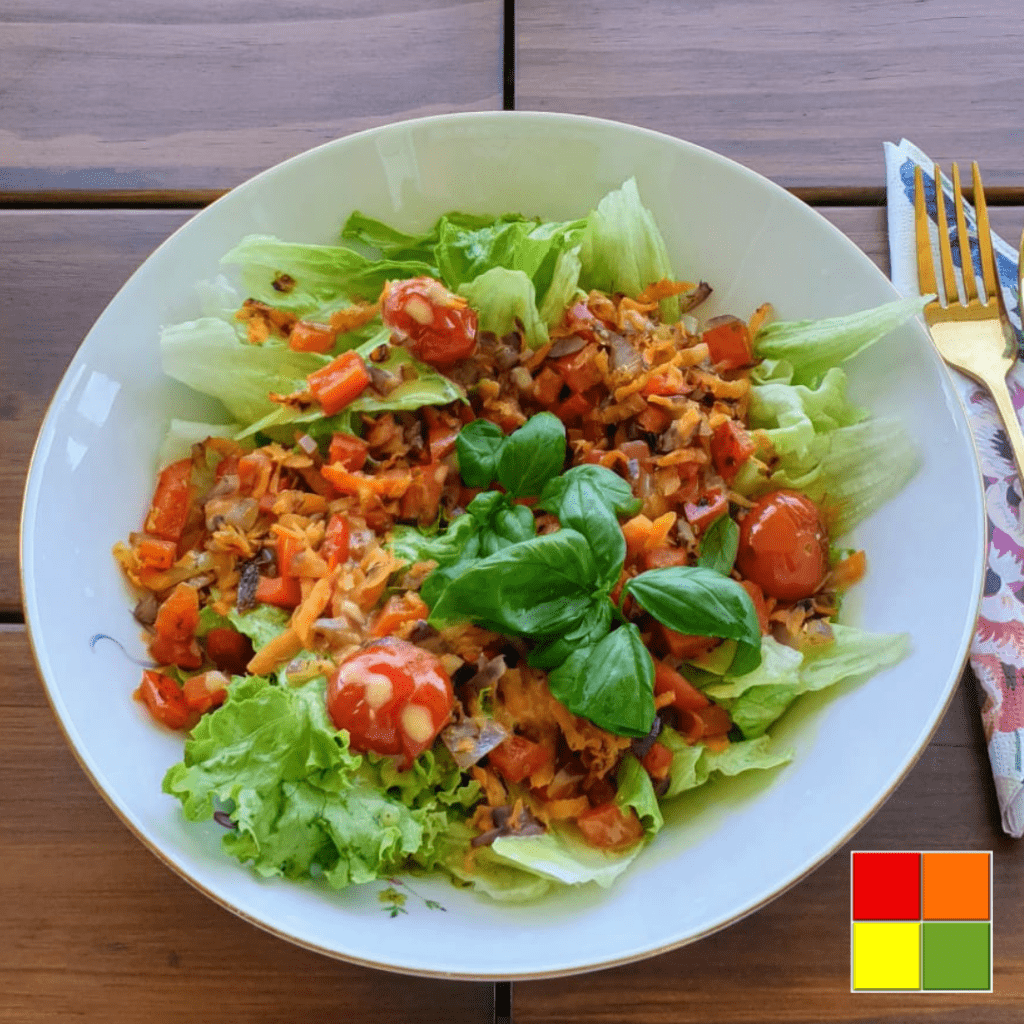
[984,374,1024,489]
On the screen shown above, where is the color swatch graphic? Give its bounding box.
[850,851,992,992]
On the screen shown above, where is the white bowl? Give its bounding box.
[20,112,985,979]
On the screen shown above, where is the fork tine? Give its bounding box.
[934,163,958,305]
[914,165,939,299]
[952,163,978,303]
[972,161,1001,307]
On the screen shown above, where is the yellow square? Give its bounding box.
[852,921,921,990]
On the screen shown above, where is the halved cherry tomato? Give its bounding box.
[327,432,369,471]
[143,458,192,542]
[702,315,753,370]
[710,420,756,482]
[736,490,828,601]
[575,803,645,851]
[487,735,552,784]
[381,277,477,366]
[327,638,455,769]
[135,670,195,731]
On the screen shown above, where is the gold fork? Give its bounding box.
[914,162,1024,483]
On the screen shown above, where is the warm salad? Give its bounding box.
[113,180,922,900]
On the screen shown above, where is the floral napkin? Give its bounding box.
[884,138,1024,836]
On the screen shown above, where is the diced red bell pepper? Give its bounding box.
[255,575,302,609]
[710,420,756,482]
[487,735,552,784]
[134,536,178,571]
[307,350,371,416]
[135,670,196,731]
[553,344,602,394]
[702,316,753,370]
[370,592,430,638]
[641,740,674,780]
[143,458,193,542]
[575,803,644,851]
[399,462,448,525]
[327,432,369,471]
[182,671,230,714]
[289,320,337,353]
[276,531,303,579]
[650,620,720,661]
[149,583,202,669]
[321,513,351,570]
[653,659,710,711]
[532,366,565,407]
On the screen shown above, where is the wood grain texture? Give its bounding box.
[515,748,1021,1023]
[0,625,493,1023]
[1,0,503,194]
[5,206,1022,615]
[515,0,1024,192]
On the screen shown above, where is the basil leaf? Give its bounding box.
[624,565,762,674]
[527,597,614,669]
[467,492,537,555]
[547,624,656,737]
[428,528,597,636]
[389,513,481,569]
[456,418,505,488]
[539,463,642,518]
[496,412,567,498]
[538,467,629,587]
[697,514,740,575]
[492,503,537,545]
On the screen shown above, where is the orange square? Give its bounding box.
[922,852,990,920]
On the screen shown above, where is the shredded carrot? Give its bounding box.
[246,625,304,676]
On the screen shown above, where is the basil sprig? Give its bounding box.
[623,566,762,677]
[398,413,763,737]
[456,411,566,498]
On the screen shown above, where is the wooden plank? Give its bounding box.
[1,0,503,195]
[515,0,1024,192]
[5,206,1022,614]
[2,210,193,614]
[0,625,492,1023]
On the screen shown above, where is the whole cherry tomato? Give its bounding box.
[380,277,477,366]
[736,490,828,601]
[326,638,454,769]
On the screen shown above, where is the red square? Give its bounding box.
[852,852,921,920]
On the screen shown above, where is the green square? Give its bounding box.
[922,922,991,990]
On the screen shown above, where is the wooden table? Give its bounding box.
[3,2,1023,1021]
